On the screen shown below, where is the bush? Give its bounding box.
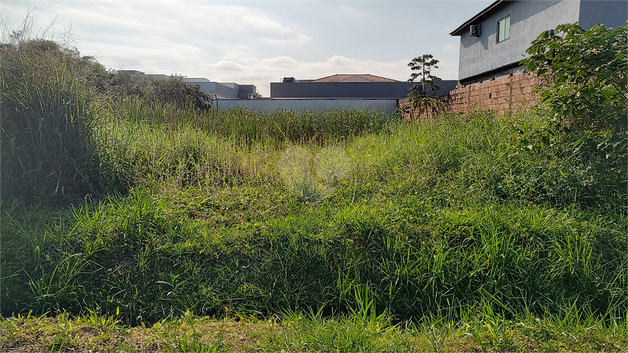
[522,23,627,133]
[109,72,213,111]
[519,23,627,201]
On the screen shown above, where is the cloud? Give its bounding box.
[259,33,312,47]
[203,60,245,72]
[442,44,458,52]
[241,14,291,33]
[330,4,373,22]
[3,0,466,97]
[198,54,415,96]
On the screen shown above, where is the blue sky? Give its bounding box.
[2,0,494,96]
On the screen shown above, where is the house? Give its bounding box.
[118,70,256,99]
[181,78,256,100]
[450,0,627,85]
[445,0,627,113]
[270,74,457,99]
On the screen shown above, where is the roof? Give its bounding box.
[309,74,400,83]
[450,0,512,36]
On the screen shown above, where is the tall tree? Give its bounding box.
[406,54,443,117]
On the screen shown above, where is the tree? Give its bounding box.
[109,72,214,110]
[406,54,443,117]
[519,23,627,189]
[521,23,627,133]
[407,54,441,95]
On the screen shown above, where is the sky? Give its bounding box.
[2,0,494,96]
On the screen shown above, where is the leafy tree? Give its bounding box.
[149,76,214,111]
[406,54,443,117]
[519,23,627,195]
[407,54,441,94]
[521,23,627,133]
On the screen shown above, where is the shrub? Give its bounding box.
[522,23,627,133]
[519,23,627,202]
[109,72,213,111]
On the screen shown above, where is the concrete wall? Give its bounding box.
[187,81,218,95]
[457,0,627,82]
[579,0,628,29]
[182,79,257,99]
[271,81,458,99]
[458,0,580,81]
[212,99,398,114]
[238,85,256,99]
[214,83,239,99]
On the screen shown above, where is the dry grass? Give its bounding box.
[2,312,626,353]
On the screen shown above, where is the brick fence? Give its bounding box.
[400,72,542,121]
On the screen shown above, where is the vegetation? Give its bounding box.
[109,72,214,111]
[407,53,441,94]
[522,23,627,133]
[520,23,627,193]
[0,39,107,203]
[406,54,446,117]
[1,23,626,352]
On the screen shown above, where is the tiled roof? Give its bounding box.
[312,74,400,83]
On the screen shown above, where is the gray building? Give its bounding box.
[271,74,457,99]
[450,0,627,84]
[119,70,256,99]
[181,78,256,100]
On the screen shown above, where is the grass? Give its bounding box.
[0,40,102,202]
[1,309,625,352]
[3,108,626,351]
[1,37,626,351]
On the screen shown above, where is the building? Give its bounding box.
[271,74,457,99]
[181,78,256,100]
[118,70,256,100]
[444,0,627,113]
[450,0,627,85]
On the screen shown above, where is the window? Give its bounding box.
[497,15,510,42]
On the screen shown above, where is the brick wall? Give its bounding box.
[399,72,542,121]
[398,96,449,122]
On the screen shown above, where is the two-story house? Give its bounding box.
[451,0,626,84]
[447,0,626,112]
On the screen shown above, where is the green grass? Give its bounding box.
[3,108,626,325]
[1,40,103,203]
[1,309,625,352]
[2,37,626,350]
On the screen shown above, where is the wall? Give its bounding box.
[271,81,458,99]
[448,71,541,112]
[271,81,414,99]
[211,72,540,119]
[212,99,398,114]
[399,71,541,121]
[579,0,628,29]
[457,0,579,82]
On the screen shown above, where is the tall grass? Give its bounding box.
[94,119,270,192]
[1,40,103,203]
[111,99,395,146]
[3,111,625,326]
